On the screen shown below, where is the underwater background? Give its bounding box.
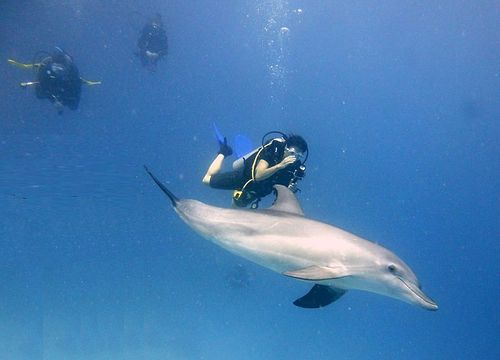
[0,1,498,359]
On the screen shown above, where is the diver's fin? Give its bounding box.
[293,285,347,308]
[233,134,253,158]
[144,166,179,207]
[283,265,351,281]
[8,59,40,69]
[270,185,304,216]
[80,77,102,85]
[212,122,225,143]
[20,81,39,88]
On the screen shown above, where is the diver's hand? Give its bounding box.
[218,137,233,157]
[278,155,297,169]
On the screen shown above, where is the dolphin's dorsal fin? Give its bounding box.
[283,265,351,280]
[270,185,305,216]
[144,166,179,207]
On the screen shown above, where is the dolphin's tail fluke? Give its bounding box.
[144,166,179,207]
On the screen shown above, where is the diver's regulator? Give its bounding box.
[288,164,306,193]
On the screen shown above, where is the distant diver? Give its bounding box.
[202,130,309,208]
[8,47,101,114]
[136,13,168,71]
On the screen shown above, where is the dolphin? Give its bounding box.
[145,167,438,311]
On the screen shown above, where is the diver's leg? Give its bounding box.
[202,154,225,185]
[206,171,243,190]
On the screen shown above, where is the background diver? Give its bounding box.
[136,13,168,71]
[8,47,101,114]
[202,131,309,208]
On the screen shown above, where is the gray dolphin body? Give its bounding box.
[145,168,437,311]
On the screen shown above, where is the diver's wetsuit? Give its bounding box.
[137,22,168,67]
[35,52,82,110]
[209,138,305,207]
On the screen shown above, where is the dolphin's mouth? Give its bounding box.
[398,277,438,311]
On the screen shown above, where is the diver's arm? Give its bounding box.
[7,59,41,69]
[254,156,296,181]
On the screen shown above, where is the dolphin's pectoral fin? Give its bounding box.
[283,265,351,281]
[270,185,305,216]
[293,284,347,308]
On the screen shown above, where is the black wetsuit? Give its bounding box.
[137,23,168,67]
[209,138,305,207]
[35,53,81,110]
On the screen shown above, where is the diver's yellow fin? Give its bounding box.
[8,59,41,69]
[80,77,102,86]
[20,81,39,88]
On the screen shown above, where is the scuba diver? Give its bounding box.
[202,131,308,208]
[8,47,101,114]
[136,13,168,71]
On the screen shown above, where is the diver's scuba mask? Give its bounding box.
[284,145,304,162]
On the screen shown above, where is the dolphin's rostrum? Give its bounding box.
[145,167,438,311]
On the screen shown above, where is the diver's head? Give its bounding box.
[284,134,308,161]
[151,13,163,29]
[52,47,72,64]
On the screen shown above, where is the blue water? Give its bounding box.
[1,1,498,359]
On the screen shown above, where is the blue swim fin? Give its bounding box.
[233,134,253,158]
[212,122,225,144]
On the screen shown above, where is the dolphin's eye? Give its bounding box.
[388,264,396,273]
